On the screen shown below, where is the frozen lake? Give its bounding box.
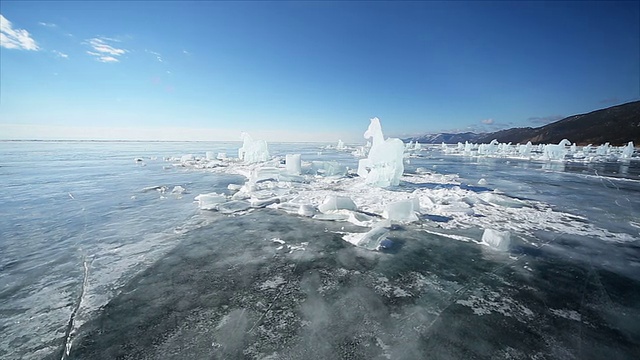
[1,141,639,359]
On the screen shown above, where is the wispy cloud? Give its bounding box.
[38,21,57,28]
[52,50,68,58]
[527,115,564,125]
[146,49,163,62]
[85,37,126,62]
[481,118,494,125]
[0,14,39,50]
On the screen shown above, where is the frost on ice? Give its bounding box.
[357,117,405,187]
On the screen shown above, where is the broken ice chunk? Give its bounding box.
[250,197,280,208]
[194,193,227,210]
[285,154,302,175]
[344,226,390,250]
[481,228,511,251]
[382,199,419,222]
[217,200,252,214]
[180,154,195,162]
[251,167,280,183]
[318,195,357,213]
[172,185,187,194]
[297,204,317,217]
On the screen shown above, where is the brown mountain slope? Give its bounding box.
[476,101,640,145]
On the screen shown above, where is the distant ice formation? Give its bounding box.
[543,139,571,160]
[357,117,405,187]
[170,123,638,253]
[238,132,269,164]
[441,138,636,162]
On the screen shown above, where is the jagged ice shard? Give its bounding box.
[238,132,269,164]
[357,117,405,187]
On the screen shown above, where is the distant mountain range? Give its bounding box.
[405,100,640,145]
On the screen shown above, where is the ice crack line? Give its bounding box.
[60,257,90,360]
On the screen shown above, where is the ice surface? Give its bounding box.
[238,132,269,164]
[359,117,405,187]
[481,228,511,251]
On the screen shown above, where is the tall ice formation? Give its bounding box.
[357,117,405,187]
[238,132,269,164]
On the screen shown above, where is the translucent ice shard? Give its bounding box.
[382,199,420,222]
[318,195,357,213]
[359,117,405,187]
[343,226,390,250]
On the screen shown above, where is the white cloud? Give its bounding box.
[145,49,163,62]
[52,50,68,58]
[87,51,118,63]
[38,22,57,28]
[0,14,39,50]
[85,37,126,62]
[481,118,494,125]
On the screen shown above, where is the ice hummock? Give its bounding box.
[357,117,405,187]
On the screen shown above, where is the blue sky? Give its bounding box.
[1,1,638,142]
